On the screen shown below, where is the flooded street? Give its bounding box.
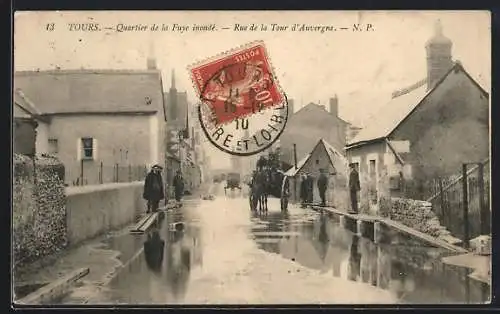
[59,184,489,305]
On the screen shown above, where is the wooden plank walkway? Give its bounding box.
[311,205,468,254]
[130,212,159,234]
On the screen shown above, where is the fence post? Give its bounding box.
[438,178,445,222]
[478,162,488,235]
[128,165,132,182]
[80,159,84,186]
[116,163,119,182]
[462,163,469,249]
[99,161,103,184]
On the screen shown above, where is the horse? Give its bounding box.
[250,168,271,214]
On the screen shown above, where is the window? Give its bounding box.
[78,137,98,160]
[369,160,376,176]
[48,138,58,154]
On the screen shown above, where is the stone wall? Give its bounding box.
[385,197,444,237]
[65,181,144,246]
[13,154,67,271]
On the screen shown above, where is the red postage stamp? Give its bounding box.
[189,41,285,126]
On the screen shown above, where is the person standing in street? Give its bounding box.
[173,170,185,204]
[348,163,361,214]
[143,164,165,214]
[306,173,314,205]
[317,168,329,207]
[300,173,307,208]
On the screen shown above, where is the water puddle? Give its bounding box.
[249,209,490,304]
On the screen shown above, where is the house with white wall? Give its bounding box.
[14,63,167,185]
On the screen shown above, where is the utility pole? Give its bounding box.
[293,144,298,169]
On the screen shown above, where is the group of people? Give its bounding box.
[143,165,185,214]
[299,168,330,207]
[299,163,361,214]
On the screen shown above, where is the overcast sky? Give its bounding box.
[14,11,491,170]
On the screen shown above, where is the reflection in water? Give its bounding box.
[250,208,490,304]
[166,226,192,299]
[389,260,415,299]
[348,235,361,282]
[143,230,165,273]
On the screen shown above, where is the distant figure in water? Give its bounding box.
[173,170,185,204]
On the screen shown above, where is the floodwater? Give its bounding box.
[58,186,490,305]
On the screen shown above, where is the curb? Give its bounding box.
[103,247,145,286]
[15,267,89,305]
[310,205,468,254]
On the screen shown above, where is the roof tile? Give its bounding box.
[14,70,164,115]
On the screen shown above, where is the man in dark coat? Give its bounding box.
[299,174,307,208]
[173,170,185,202]
[317,168,329,206]
[306,173,314,204]
[349,163,361,214]
[143,164,165,213]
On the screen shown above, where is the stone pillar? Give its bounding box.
[374,221,382,243]
[356,220,363,236]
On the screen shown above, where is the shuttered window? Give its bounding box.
[78,137,98,160]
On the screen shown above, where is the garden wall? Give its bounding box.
[13,154,67,271]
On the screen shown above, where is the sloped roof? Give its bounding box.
[13,89,49,122]
[14,103,31,119]
[293,102,349,125]
[346,62,488,148]
[322,139,348,166]
[14,69,165,117]
[285,139,346,177]
[347,84,429,146]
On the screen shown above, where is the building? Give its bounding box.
[285,138,349,208]
[345,21,489,214]
[14,90,49,156]
[14,61,167,185]
[13,89,50,157]
[278,97,350,168]
[163,69,206,193]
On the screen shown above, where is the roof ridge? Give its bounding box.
[14,89,43,116]
[391,78,427,99]
[347,61,486,148]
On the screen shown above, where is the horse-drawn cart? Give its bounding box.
[224,172,242,195]
[248,160,290,213]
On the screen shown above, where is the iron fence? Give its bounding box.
[413,160,490,245]
[67,161,148,186]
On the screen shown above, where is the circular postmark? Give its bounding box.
[189,41,289,156]
[197,94,288,156]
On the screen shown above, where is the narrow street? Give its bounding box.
[56,183,489,305]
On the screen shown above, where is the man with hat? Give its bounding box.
[143,164,165,213]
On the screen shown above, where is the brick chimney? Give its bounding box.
[329,95,338,117]
[426,20,453,90]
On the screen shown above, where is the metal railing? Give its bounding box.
[408,159,490,245]
[67,161,148,186]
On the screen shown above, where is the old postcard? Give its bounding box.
[12,10,491,306]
